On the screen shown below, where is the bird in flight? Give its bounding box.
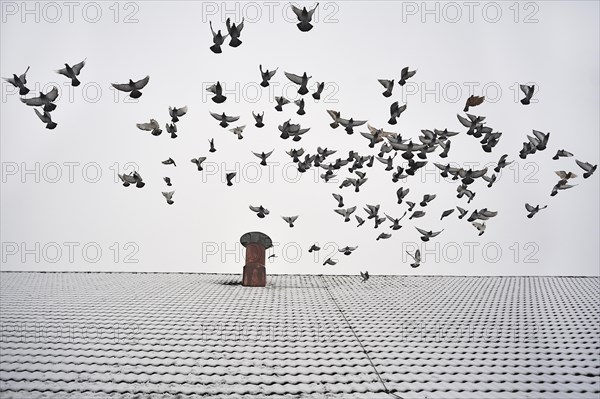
[226,17,244,47]
[282,215,299,228]
[56,59,86,86]
[291,3,319,32]
[162,191,175,205]
[111,75,149,99]
[250,205,270,218]
[4,66,30,95]
[525,203,547,218]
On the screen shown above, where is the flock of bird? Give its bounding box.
[4,3,597,278]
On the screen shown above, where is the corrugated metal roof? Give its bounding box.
[1,272,599,398]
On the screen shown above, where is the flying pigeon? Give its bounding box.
[388,101,407,125]
[339,246,358,256]
[169,106,188,123]
[285,71,311,95]
[162,191,175,205]
[210,111,239,128]
[327,110,341,128]
[250,205,270,218]
[528,130,550,151]
[119,171,145,188]
[407,250,421,268]
[163,177,172,186]
[56,59,86,86]
[551,179,576,196]
[191,157,207,171]
[111,75,149,99]
[463,95,485,112]
[409,211,425,220]
[364,204,380,219]
[312,82,325,100]
[162,157,176,167]
[308,244,320,253]
[165,123,177,139]
[386,211,407,230]
[406,201,416,211]
[323,257,337,266]
[34,109,57,130]
[339,117,367,135]
[399,66,416,86]
[482,174,497,188]
[21,86,59,112]
[525,203,547,218]
[253,111,264,128]
[519,84,535,105]
[550,150,573,162]
[225,172,237,186]
[209,138,217,152]
[275,96,290,111]
[282,215,299,228]
[456,206,468,219]
[295,98,306,115]
[291,2,319,32]
[575,160,597,178]
[209,21,228,53]
[494,154,512,173]
[376,232,392,240]
[555,171,577,180]
[287,148,305,162]
[440,209,455,220]
[332,193,344,207]
[4,66,30,95]
[334,206,357,222]
[206,82,227,103]
[415,227,444,242]
[472,222,486,236]
[252,149,274,166]
[259,65,277,87]
[230,125,246,140]
[378,79,394,97]
[396,187,410,204]
[225,17,244,47]
[420,194,436,207]
[137,119,162,136]
[355,215,365,227]
[374,216,386,229]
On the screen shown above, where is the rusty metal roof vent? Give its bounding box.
[240,232,272,287]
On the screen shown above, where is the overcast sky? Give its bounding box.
[1,1,598,276]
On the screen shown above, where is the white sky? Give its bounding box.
[1,1,599,276]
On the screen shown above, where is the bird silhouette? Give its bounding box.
[111,76,149,98]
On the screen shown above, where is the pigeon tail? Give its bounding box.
[210,44,222,54]
[130,90,142,99]
[19,87,30,95]
[71,78,81,87]
[229,37,242,47]
[297,21,313,32]
[46,122,57,130]
[212,94,226,104]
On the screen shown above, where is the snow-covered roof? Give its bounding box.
[1,272,599,398]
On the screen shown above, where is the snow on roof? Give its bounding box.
[1,272,599,398]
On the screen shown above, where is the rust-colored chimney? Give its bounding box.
[240,231,272,287]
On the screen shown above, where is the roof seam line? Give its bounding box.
[318,275,403,399]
